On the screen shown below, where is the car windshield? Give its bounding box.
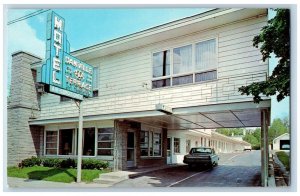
[190,148,212,154]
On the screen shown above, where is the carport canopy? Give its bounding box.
[129,100,270,130]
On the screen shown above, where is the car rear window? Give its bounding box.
[190,148,212,154]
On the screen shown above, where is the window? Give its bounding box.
[152,38,217,89]
[153,50,170,77]
[195,39,217,71]
[83,128,95,156]
[45,131,58,155]
[152,50,170,89]
[97,128,114,156]
[140,130,162,157]
[280,140,290,150]
[173,75,193,86]
[173,45,193,74]
[167,138,171,157]
[45,128,98,156]
[195,70,217,82]
[174,138,180,153]
[59,129,74,155]
[153,133,162,156]
[140,131,149,156]
[152,79,170,89]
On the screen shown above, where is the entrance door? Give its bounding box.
[167,137,171,164]
[127,132,135,168]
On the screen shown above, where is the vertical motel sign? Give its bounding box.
[40,11,93,100]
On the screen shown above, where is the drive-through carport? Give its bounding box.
[128,100,270,187]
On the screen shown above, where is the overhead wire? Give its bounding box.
[7,9,51,25]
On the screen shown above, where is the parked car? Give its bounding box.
[243,146,252,151]
[183,147,219,169]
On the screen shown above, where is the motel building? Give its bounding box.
[8,8,271,186]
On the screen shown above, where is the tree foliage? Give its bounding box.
[243,128,261,149]
[239,9,290,103]
[268,118,289,144]
[216,128,244,136]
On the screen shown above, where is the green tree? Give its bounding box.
[252,128,261,141]
[239,9,290,103]
[268,118,288,144]
[216,128,244,136]
[243,128,261,150]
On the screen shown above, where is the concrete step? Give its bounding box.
[93,171,131,185]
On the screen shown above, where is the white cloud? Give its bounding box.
[5,10,45,94]
[7,21,45,58]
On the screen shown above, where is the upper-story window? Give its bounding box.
[152,50,170,88]
[195,39,217,82]
[152,38,217,89]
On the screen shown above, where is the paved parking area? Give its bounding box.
[113,151,261,188]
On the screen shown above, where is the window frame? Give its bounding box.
[44,127,98,158]
[151,37,218,89]
[97,127,115,156]
[140,129,162,158]
[151,49,172,89]
[44,130,59,156]
[174,138,180,154]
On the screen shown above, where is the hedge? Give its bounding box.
[18,156,109,170]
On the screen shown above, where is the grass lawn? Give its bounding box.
[7,166,110,183]
[276,151,290,171]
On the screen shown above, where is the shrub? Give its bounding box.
[82,159,109,170]
[60,158,76,168]
[19,156,42,167]
[276,151,290,171]
[42,158,62,168]
[19,157,109,170]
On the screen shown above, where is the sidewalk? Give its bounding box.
[5,164,184,190]
[6,177,110,190]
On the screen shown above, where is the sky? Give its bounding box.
[4,7,290,122]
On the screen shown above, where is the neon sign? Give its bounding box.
[40,11,93,99]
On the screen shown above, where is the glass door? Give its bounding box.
[127,132,135,168]
[167,137,171,164]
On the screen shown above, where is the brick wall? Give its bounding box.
[136,128,167,168]
[114,120,167,170]
[7,51,44,166]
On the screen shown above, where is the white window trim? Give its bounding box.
[44,127,98,158]
[97,127,115,156]
[174,137,181,154]
[44,130,59,156]
[151,36,218,89]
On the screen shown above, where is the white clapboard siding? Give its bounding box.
[39,14,268,120]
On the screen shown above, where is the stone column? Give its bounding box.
[7,51,43,166]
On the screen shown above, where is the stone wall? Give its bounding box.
[7,51,44,166]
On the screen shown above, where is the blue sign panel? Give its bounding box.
[41,11,93,99]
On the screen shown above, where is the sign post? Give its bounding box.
[38,11,94,183]
[77,101,83,183]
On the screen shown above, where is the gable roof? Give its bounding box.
[273,133,290,142]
